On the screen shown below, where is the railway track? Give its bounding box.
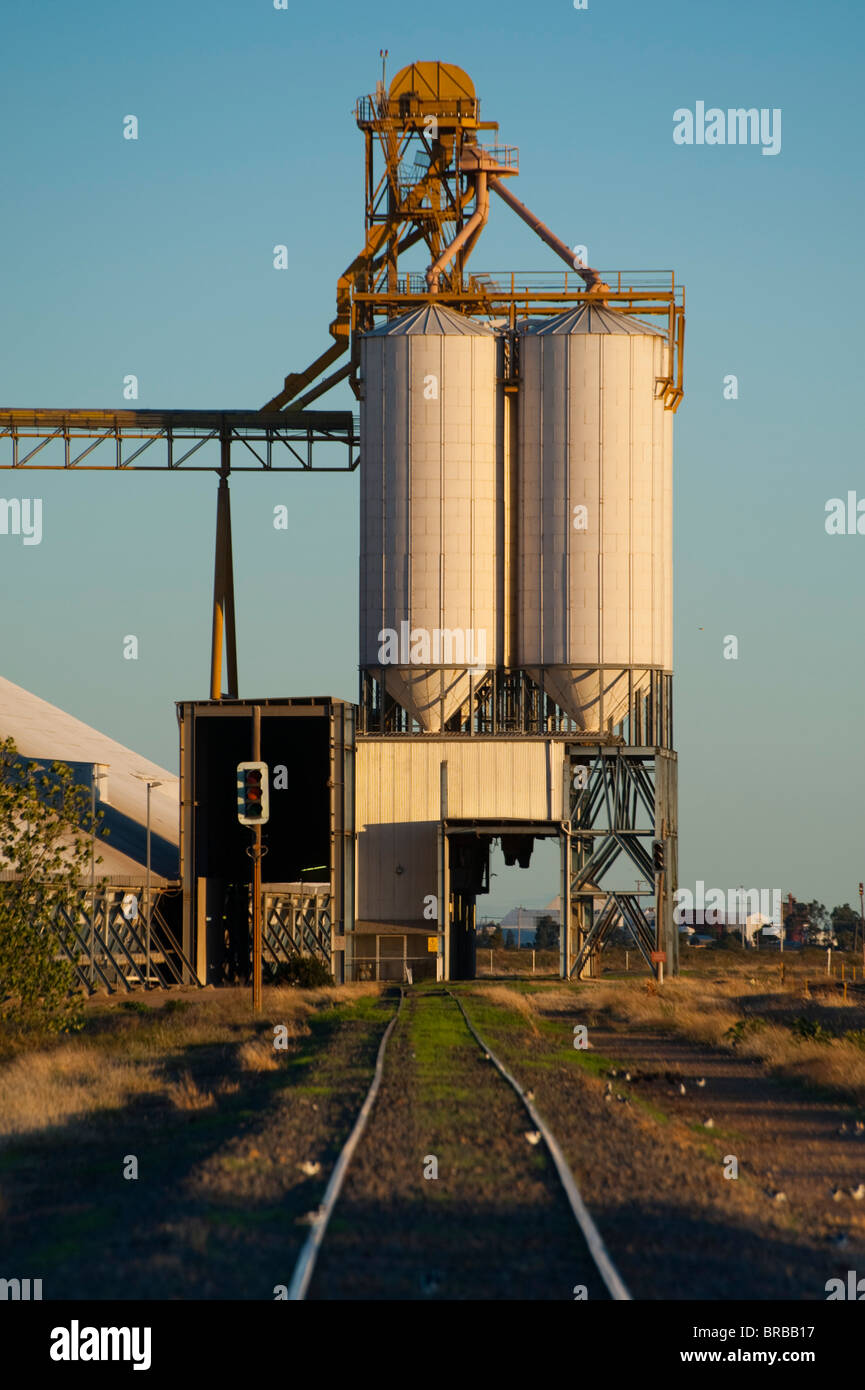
[287,984,629,1301]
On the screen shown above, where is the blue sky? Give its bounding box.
[1,0,863,914]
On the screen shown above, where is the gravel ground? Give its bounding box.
[311,988,609,1300]
[457,986,865,1300]
[10,975,859,1303]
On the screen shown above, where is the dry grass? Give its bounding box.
[473,985,539,1034]
[0,1044,161,1142]
[472,971,865,1106]
[579,979,742,1044]
[237,1038,281,1072]
[526,987,586,1018]
[566,973,865,1106]
[165,1072,215,1111]
[728,1022,865,1102]
[0,983,385,1141]
[293,983,383,1008]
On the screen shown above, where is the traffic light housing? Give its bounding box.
[237,761,269,826]
[653,839,666,873]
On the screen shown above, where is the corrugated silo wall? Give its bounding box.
[358,309,498,731]
[516,315,673,728]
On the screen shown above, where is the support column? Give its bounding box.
[566,744,678,980]
[438,760,449,981]
[502,376,519,670]
[210,445,239,700]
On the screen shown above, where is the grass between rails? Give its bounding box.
[405,990,543,1183]
[310,987,605,1300]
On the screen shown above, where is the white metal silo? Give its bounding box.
[517,304,672,730]
[359,304,498,731]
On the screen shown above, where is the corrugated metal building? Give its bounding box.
[0,674,178,882]
[355,736,567,980]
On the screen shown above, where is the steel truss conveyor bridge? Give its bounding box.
[0,409,359,702]
[0,409,357,474]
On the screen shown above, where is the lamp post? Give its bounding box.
[90,764,109,986]
[133,773,166,987]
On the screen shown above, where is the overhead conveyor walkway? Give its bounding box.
[0,409,358,472]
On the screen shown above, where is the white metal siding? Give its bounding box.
[359,310,498,730]
[518,314,673,727]
[355,738,563,922]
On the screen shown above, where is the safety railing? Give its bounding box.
[27,882,199,993]
[263,887,332,967]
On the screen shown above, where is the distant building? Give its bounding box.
[0,674,178,882]
[499,902,560,947]
[0,674,186,990]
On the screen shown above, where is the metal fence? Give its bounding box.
[262,888,332,972]
[23,882,198,993]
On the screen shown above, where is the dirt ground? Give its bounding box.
[1,989,395,1299]
[458,982,865,1300]
[6,960,864,1302]
[311,988,608,1300]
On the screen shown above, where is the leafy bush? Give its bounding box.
[268,956,333,988]
[0,910,84,1038]
[842,1030,865,1051]
[0,737,104,1037]
[724,1016,767,1046]
[714,933,745,951]
[791,1016,835,1044]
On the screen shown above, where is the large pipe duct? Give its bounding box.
[488,176,610,293]
[426,173,489,291]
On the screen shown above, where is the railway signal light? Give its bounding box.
[237,761,269,826]
[653,839,666,873]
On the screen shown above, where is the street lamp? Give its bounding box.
[132,773,167,987]
[90,764,109,986]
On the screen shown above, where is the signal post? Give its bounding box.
[236,704,269,1011]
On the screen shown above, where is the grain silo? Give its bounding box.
[359,304,498,732]
[255,59,685,986]
[517,305,673,732]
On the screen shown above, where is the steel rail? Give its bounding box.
[446,987,632,1301]
[287,987,405,1301]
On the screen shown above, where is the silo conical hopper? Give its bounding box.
[359,305,498,731]
[518,304,672,731]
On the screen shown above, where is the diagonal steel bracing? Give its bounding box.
[46,887,200,994]
[566,744,678,980]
